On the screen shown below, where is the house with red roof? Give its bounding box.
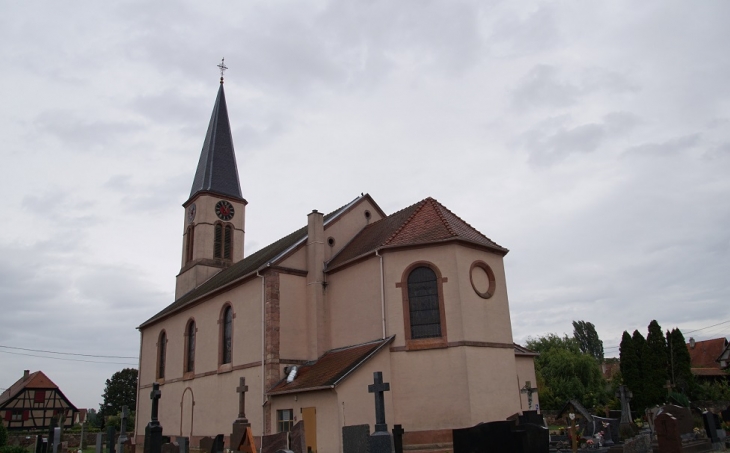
[686,337,730,380]
[135,78,538,453]
[0,370,78,431]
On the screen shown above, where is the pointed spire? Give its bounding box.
[188,82,243,201]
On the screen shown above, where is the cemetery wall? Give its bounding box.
[7,433,103,449]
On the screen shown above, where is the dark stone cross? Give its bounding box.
[664,380,675,396]
[615,385,633,425]
[118,406,130,447]
[236,377,249,422]
[520,381,538,410]
[144,383,164,453]
[368,372,391,433]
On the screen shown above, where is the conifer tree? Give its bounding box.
[667,328,694,395]
[573,320,605,363]
[619,331,640,395]
[645,320,669,407]
[631,329,649,413]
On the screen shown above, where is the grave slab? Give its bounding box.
[342,425,370,453]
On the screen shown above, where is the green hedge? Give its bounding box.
[0,446,30,453]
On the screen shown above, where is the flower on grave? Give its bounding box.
[586,439,594,445]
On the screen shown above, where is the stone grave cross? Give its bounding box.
[520,381,538,410]
[663,380,675,396]
[118,406,130,451]
[144,383,163,453]
[368,372,391,432]
[236,377,249,422]
[616,385,633,425]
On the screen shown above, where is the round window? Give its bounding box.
[470,261,496,299]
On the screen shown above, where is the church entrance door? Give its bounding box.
[301,407,317,453]
[181,388,194,437]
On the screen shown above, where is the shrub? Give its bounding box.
[0,422,7,447]
[0,446,30,453]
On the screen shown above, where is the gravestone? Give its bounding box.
[722,405,730,424]
[654,413,682,453]
[48,417,59,453]
[118,406,130,453]
[260,432,287,453]
[35,434,44,453]
[95,433,103,453]
[702,411,720,444]
[513,423,549,453]
[107,427,117,453]
[53,428,62,453]
[592,417,618,446]
[392,425,404,453]
[60,441,69,453]
[342,425,370,453]
[453,421,516,453]
[175,437,189,453]
[615,384,633,436]
[160,442,179,453]
[41,438,49,453]
[658,405,694,440]
[368,372,393,453]
[520,381,539,411]
[518,410,544,427]
[199,435,224,453]
[144,383,163,453]
[231,378,251,452]
[289,421,306,453]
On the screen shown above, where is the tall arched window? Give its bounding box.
[185,225,195,264]
[157,331,167,379]
[185,320,196,373]
[221,306,233,364]
[214,223,233,260]
[407,267,441,339]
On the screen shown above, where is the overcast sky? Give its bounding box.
[1,1,729,410]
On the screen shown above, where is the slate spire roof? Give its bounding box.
[188,82,243,202]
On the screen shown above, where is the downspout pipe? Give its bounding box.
[257,271,266,434]
[376,250,386,339]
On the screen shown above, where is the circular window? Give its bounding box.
[470,261,496,299]
[327,237,335,247]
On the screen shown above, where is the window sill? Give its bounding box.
[405,337,448,351]
[218,363,233,374]
[182,372,195,381]
[155,378,166,385]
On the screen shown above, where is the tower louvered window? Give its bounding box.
[214,223,233,260]
[407,267,441,339]
[185,225,195,263]
[186,320,196,373]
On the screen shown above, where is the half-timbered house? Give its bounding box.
[0,370,78,431]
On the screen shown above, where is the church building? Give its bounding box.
[135,75,538,453]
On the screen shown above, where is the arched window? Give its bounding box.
[408,267,441,339]
[185,320,196,373]
[221,306,233,364]
[214,223,233,260]
[157,331,167,379]
[185,225,195,264]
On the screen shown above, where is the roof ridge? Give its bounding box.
[433,198,504,249]
[383,198,429,246]
[427,197,458,237]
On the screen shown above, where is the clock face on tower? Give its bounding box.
[215,200,235,221]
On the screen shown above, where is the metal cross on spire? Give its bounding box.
[218,58,228,83]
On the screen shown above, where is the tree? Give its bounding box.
[0,419,7,447]
[631,330,649,413]
[619,331,641,394]
[98,368,138,428]
[666,328,694,395]
[526,333,607,409]
[645,320,669,407]
[573,320,604,363]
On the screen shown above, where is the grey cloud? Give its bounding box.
[623,134,701,158]
[521,121,606,166]
[33,111,142,150]
[488,5,562,57]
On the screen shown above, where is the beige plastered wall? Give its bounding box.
[278,273,309,361]
[326,257,384,348]
[137,280,265,440]
[515,355,540,411]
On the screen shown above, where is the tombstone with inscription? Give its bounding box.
[342,425,370,453]
[289,421,306,453]
[199,435,224,453]
[47,416,59,453]
[702,411,722,446]
[95,433,103,453]
[657,405,695,441]
[654,413,682,453]
[592,417,618,446]
[106,427,116,453]
[143,383,163,453]
[260,432,287,453]
[368,372,393,453]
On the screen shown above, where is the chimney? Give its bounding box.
[306,209,328,358]
[23,370,29,380]
[689,337,696,349]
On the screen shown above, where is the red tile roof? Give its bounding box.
[0,371,59,407]
[687,338,728,369]
[268,337,394,395]
[327,198,507,270]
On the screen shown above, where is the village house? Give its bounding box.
[0,370,78,431]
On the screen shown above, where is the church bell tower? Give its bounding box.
[176,64,246,299]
